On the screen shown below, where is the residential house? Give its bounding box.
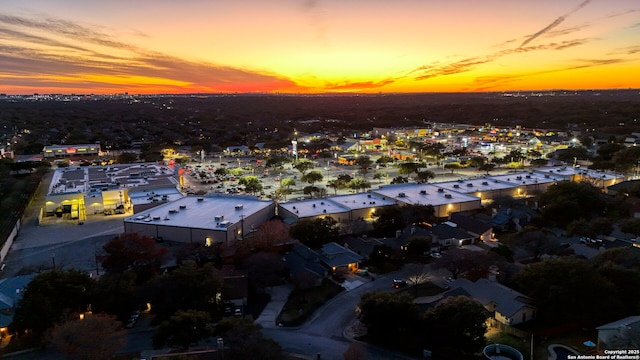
[318,242,363,273]
[0,274,36,336]
[430,223,475,249]
[284,244,328,289]
[448,278,536,326]
[596,315,640,353]
[449,212,493,242]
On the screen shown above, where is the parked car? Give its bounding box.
[393,279,407,289]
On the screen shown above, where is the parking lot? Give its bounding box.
[0,171,128,279]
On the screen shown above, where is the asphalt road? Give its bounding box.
[262,271,420,360]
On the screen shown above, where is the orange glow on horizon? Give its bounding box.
[0,1,638,94]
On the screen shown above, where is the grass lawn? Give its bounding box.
[276,279,343,326]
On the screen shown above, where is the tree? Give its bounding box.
[10,270,96,337]
[619,218,640,236]
[142,261,223,320]
[265,155,290,170]
[100,233,168,281]
[301,170,323,186]
[444,162,463,174]
[376,155,394,164]
[390,176,409,184]
[405,237,432,260]
[92,271,138,321]
[358,292,420,349]
[289,217,339,249]
[239,175,262,194]
[415,170,435,183]
[372,172,388,184]
[530,158,549,167]
[348,178,371,192]
[49,313,126,360]
[280,177,296,190]
[511,229,560,261]
[274,187,291,201]
[327,179,342,195]
[403,263,432,297]
[215,317,284,360]
[513,258,619,325]
[251,219,289,251]
[355,155,373,177]
[294,160,315,175]
[422,296,488,358]
[242,252,285,291]
[478,163,496,174]
[215,167,230,176]
[398,162,421,176]
[116,152,138,164]
[538,181,606,227]
[467,156,486,168]
[370,205,404,237]
[153,309,213,350]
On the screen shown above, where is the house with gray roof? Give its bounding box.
[431,223,475,248]
[449,212,493,242]
[448,278,536,325]
[284,244,329,289]
[318,242,364,272]
[596,315,640,352]
[0,274,36,332]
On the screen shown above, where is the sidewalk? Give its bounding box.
[255,284,292,329]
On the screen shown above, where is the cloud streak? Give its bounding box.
[519,0,592,48]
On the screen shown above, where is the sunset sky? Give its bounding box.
[1,0,639,94]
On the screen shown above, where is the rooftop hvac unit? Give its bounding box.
[444,194,452,199]
[197,197,204,201]
[467,183,473,187]
[482,181,489,185]
[398,192,406,197]
[219,220,231,228]
[235,204,244,210]
[437,188,444,193]
[152,216,161,220]
[453,184,460,188]
[420,190,427,195]
[168,209,177,214]
[214,215,224,221]
[179,205,186,209]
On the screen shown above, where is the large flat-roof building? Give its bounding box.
[278,192,396,224]
[45,163,180,220]
[486,172,561,197]
[42,144,101,158]
[123,194,275,247]
[533,166,624,189]
[372,183,482,218]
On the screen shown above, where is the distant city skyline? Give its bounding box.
[1,0,639,94]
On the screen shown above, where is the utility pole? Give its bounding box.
[51,253,56,269]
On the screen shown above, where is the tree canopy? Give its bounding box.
[537,181,606,226]
[289,217,339,249]
[10,270,95,336]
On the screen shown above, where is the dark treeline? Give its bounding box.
[1,90,639,154]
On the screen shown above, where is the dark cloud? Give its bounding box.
[0,12,304,93]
